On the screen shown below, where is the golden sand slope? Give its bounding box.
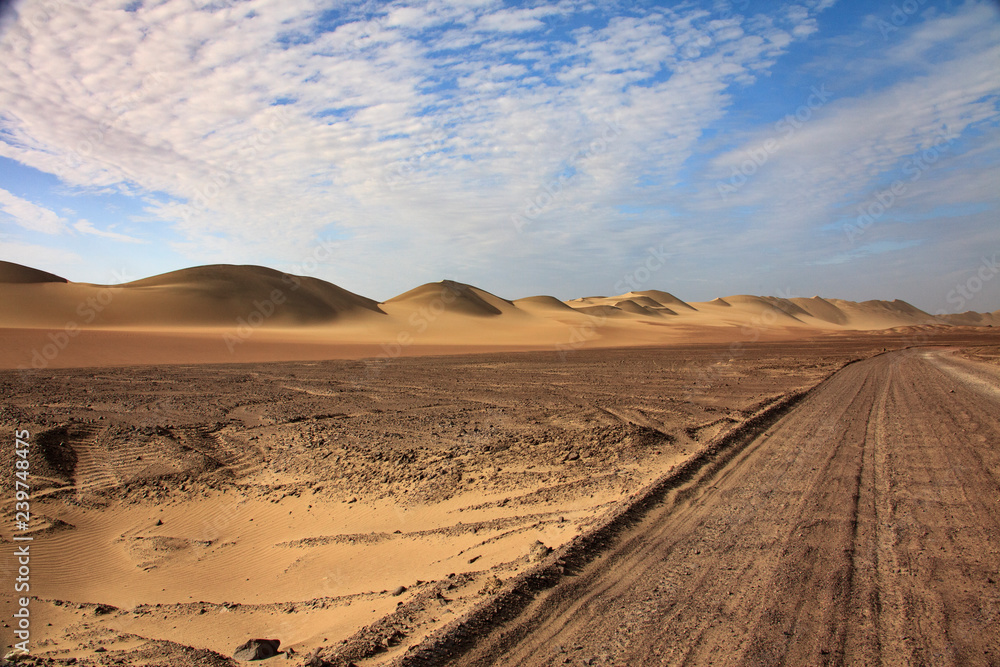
[0,261,68,284]
[0,260,991,369]
[0,263,383,329]
[940,310,1000,326]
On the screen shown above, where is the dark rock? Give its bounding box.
[233,638,280,661]
[391,585,406,596]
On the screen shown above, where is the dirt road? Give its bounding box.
[425,349,1000,666]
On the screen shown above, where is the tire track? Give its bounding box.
[176,425,261,479]
[69,424,121,498]
[394,349,1000,667]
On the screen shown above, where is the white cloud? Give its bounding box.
[474,7,549,33]
[0,187,66,234]
[697,3,1000,239]
[73,219,146,244]
[4,0,982,304]
[0,240,82,274]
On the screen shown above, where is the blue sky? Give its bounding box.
[1,0,999,313]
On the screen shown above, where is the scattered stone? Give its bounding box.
[563,451,580,462]
[478,575,504,595]
[94,646,107,653]
[391,585,406,596]
[155,519,163,526]
[528,540,552,562]
[94,603,116,615]
[233,638,280,661]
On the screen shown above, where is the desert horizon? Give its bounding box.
[3,259,1000,666]
[3,259,998,371]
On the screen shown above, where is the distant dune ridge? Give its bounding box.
[0,260,996,368]
[0,261,68,284]
[0,262,384,328]
[383,279,514,317]
[939,310,1000,327]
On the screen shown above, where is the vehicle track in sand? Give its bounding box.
[421,349,1000,667]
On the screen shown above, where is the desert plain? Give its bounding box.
[1,261,999,666]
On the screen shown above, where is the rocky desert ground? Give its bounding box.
[2,328,999,666]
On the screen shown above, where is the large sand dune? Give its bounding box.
[940,310,1000,327]
[0,261,68,284]
[0,260,993,369]
[0,262,384,329]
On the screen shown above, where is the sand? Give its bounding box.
[3,333,999,666]
[0,260,988,370]
[422,347,1000,667]
[2,259,999,666]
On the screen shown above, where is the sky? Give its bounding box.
[0,0,998,314]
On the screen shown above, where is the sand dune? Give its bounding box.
[817,297,941,329]
[940,310,1000,327]
[124,264,384,320]
[700,295,808,323]
[625,289,697,311]
[788,296,850,326]
[572,304,629,318]
[511,295,580,313]
[0,263,383,329]
[0,260,67,284]
[614,300,668,317]
[617,295,676,311]
[0,260,994,368]
[383,280,513,318]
